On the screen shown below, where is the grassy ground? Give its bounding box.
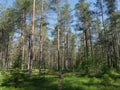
[0,70,120,90]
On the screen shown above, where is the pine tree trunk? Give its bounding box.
[57,26,60,71]
[29,0,35,77]
[39,0,44,75]
[84,29,88,58]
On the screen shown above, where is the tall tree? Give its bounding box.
[75,0,92,74]
[29,0,36,76]
[105,0,118,69]
[75,0,91,58]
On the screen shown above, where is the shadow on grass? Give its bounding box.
[1,71,120,90]
[1,73,84,90]
[1,74,57,90]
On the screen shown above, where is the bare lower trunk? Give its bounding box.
[29,0,35,77]
[84,30,88,58]
[57,26,60,71]
[39,0,44,74]
[5,34,9,70]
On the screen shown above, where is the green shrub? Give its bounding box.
[102,74,113,85]
[107,69,120,79]
[1,68,26,88]
[89,77,101,84]
[64,73,76,77]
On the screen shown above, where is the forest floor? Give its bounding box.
[0,70,120,90]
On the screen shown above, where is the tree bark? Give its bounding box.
[39,0,44,75]
[29,0,35,77]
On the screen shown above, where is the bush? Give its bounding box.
[102,74,113,85]
[107,69,120,79]
[89,77,101,84]
[64,73,76,77]
[1,68,26,88]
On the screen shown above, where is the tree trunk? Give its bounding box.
[57,26,60,71]
[5,34,9,70]
[39,0,44,75]
[29,0,35,77]
[84,29,88,58]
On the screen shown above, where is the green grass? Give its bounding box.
[0,71,120,90]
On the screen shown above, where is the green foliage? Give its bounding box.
[1,69,27,88]
[102,73,113,85]
[88,77,101,84]
[77,56,94,75]
[0,0,120,89]
[64,73,76,77]
[12,56,22,69]
[107,69,120,79]
[1,72,120,90]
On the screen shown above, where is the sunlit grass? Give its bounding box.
[0,71,120,90]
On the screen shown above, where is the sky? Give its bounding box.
[0,0,78,26]
[0,0,120,28]
[0,0,78,29]
[0,0,78,40]
[0,0,120,10]
[0,0,120,35]
[0,0,77,9]
[0,0,120,42]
